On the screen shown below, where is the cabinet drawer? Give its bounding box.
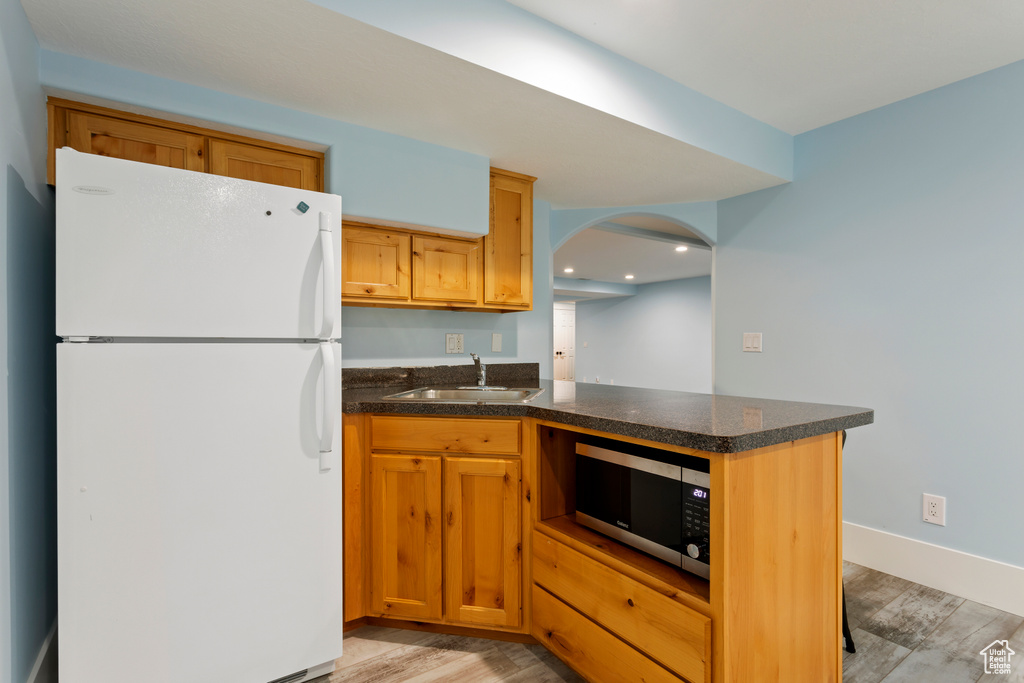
[532,584,683,683]
[371,416,521,454]
[533,532,710,683]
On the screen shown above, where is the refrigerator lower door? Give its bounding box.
[58,342,342,683]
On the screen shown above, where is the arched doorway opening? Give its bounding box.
[551,213,713,392]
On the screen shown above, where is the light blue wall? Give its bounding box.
[1,1,57,681]
[715,60,1024,567]
[576,277,711,392]
[40,51,490,236]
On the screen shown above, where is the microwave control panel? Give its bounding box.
[681,469,711,578]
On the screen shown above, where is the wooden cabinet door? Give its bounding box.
[444,456,521,627]
[370,454,443,621]
[207,139,321,191]
[342,227,411,300]
[66,111,205,172]
[412,235,481,304]
[485,169,534,308]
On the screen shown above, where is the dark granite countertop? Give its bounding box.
[341,366,873,453]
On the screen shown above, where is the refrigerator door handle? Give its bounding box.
[318,342,337,472]
[318,212,338,339]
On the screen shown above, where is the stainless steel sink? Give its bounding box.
[382,386,545,403]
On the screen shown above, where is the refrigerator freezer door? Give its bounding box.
[58,342,342,683]
[55,149,341,340]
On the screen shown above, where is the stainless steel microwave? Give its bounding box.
[575,441,711,580]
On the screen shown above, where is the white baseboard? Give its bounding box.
[27,619,57,683]
[844,522,1024,618]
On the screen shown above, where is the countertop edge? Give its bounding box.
[340,396,874,454]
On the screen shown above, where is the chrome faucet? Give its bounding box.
[470,353,486,386]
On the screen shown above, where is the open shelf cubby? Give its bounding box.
[533,423,712,613]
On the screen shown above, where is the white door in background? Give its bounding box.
[553,302,576,381]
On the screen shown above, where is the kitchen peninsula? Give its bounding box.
[341,367,873,683]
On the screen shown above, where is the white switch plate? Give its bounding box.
[743,332,763,352]
[445,333,464,354]
[491,333,502,352]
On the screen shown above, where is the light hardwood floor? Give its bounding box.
[323,562,1024,682]
[324,627,584,682]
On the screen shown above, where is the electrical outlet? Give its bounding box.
[492,333,502,353]
[923,493,946,526]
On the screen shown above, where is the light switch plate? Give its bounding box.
[743,332,763,352]
[492,333,502,352]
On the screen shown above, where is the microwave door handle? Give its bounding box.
[318,342,337,471]
[318,212,337,339]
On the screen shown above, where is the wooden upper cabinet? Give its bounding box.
[412,235,481,304]
[207,139,319,191]
[48,98,324,192]
[444,456,522,628]
[342,227,411,299]
[485,168,535,309]
[66,111,205,173]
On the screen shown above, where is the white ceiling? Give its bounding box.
[21,0,1024,284]
[19,0,784,209]
[507,0,1024,135]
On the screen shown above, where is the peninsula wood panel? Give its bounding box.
[485,169,534,308]
[371,416,521,455]
[412,235,481,304]
[66,111,205,173]
[444,457,522,628]
[343,414,368,623]
[532,585,684,683]
[533,532,710,683]
[369,454,442,621]
[710,432,842,683]
[207,139,320,191]
[341,227,411,300]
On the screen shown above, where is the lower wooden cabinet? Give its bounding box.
[445,457,521,628]
[364,416,525,631]
[369,454,443,621]
[532,585,683,683]
[533,531,709,683]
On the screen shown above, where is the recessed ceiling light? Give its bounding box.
[675,245,688,252]
[564,267,574,273]
[625,274,634,280]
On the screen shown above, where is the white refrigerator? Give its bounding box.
[55,148,343,683]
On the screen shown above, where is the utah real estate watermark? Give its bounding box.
[980,640,1015,675]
